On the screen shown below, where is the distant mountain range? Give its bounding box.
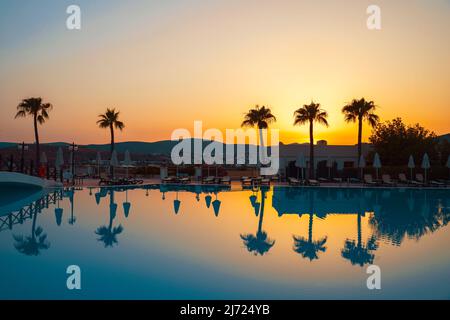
[1,133,449,154]
[438,134,450,143]
[0,140,244,155]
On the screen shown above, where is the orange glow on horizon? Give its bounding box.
[0,0,448,145]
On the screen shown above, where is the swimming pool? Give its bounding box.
[0,185,449,299]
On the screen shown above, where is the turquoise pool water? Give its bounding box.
[0,185,449,299]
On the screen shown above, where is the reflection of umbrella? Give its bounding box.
[249,194,257,207]
[95,192,101,205]
[55,195,63,226]
[212,197,221,217]
[359,155,366,178]
[194,184,202,201]
[373,153,382,180]
[205,195,212,208]
[408,155,415,181]
[122,150,133,177]
[421,153,430,183]
[123,190,131,218]
[173,193,181,214]
[295,154,306,179]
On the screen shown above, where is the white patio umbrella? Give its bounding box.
[373,153,382,180]
[110,150,119,178]
[359,154,366,179]
[326,157,333,179]
[55,147,64,171]
[96,152,102,177]
[295,153,306,180]
[41,152,48,164]
[421,153,430,183]
[446,155,450,179]
[160,166,168,180]
[408,155,415,181]
[122,150,133,177]
[195,166,202,181]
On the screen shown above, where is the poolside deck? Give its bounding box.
[66,178,449,190]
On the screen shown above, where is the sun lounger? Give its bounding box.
[430,180,445,187]
[220,176,231,185]
[288,177,302,186]
[364,174,378,186]
[260,178,271,186]
[307,179,320,186]
[179,177,190,184]
[203,176,215,184]
[415,174,427,186]
[382,174,396,186]
[241,178,253,187]
[162,176,180,184]
[398,173,418,186]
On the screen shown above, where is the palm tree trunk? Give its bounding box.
[308,213,313,243]
[257,190,266,234]
[258,127,265,168]
[110,124,115,154]
[33,114,40,173]
[357,116,363,162]
[110,124,115,176]
[309,120,314,179]
[109,190,115,230]
[357,212,362,248]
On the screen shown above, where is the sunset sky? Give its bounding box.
[0,0,449,145]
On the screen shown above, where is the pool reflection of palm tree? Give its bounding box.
[241,189,275,256]
[67,188,76,225]
[341,212,378,266]
[369,190,445,245]
[95,189,123,248]
[13,205,50,256]
[293,212,327,261]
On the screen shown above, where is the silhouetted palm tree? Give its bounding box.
[342,98,379,162]
[242,105,276,164]
[241,189,275,255]
[15,97,53,169]
[13,207,50,256]
[293,102,328,179]
[341,212,378,266]
[293,212,327,261]
[97,108,125,155]
[95,190,123,248]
